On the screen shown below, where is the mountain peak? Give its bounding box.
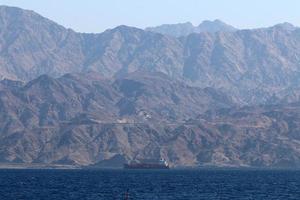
[197,19,237,33]
[201,19,224,24]
[0,5,46,21]
[272,22,296,31]
[112,25,140,31]
[145,22,195,37]
[106,25,145,36]
[0,5,66,34]
[0,5,29,12]
[145,19,237,37]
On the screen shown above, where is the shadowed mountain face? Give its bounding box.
[1,6,300,168]
[145,20,237,37]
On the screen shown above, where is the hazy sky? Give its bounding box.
[0,0,299,33]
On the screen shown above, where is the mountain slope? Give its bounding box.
[0,6,86,80]
[0,6,186,81]
[2,6,300,168]
[1,72,300,168]
[0,72,234,166]
[0,6,300,105]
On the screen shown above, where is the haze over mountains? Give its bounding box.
[145,19,237,37]
[1,5,300,167]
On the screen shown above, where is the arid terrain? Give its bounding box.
[0,6,300,168]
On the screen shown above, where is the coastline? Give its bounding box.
[1,163,300,171]
[0,163,80,170]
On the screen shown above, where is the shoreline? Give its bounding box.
[0,163,80,169]
[1,163,300,171]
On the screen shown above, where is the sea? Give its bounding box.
[1,169,300,200]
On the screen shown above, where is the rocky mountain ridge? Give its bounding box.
[1,72,300,167]
[0,6,300,106]
[0,6,300,167]
[145,19,237,37]
[0,72,237,166]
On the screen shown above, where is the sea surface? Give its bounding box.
[1,169,300,199]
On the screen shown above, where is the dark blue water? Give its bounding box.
[1,169,300,200]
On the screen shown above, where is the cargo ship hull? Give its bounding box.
[123,163,169,169]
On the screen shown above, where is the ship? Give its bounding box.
[124,158,170,169]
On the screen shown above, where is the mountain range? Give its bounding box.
[0,6,300,105]
[0,5,300,167]
[0,72,235,166]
